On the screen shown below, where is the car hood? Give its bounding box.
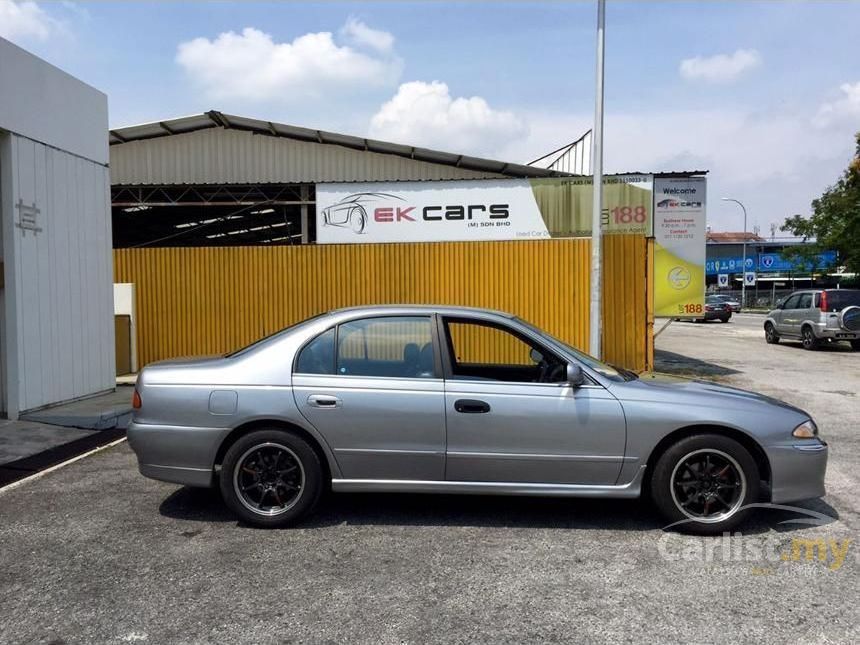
[615,373,809,416]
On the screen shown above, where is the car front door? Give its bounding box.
[292,315,445,481]
[440,316,626,486]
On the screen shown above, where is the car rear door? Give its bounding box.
[439,316,626,486]
[785,292,813,336]
[292,315,446,481]
[776,294,800,336]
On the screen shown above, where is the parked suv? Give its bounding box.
[764,289,860,350]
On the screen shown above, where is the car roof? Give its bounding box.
[329,304,515,318]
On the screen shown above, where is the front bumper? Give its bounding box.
[767,440,828,504]
[127,421,230,488]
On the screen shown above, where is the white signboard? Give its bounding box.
[652,177,707,317]
[316,180,550,244]
[744,271,756,286]
[717,273,729,288]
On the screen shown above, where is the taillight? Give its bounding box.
[132,389,142,409]
[820,291,828,312]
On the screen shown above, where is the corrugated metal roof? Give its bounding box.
[109,110,567,185]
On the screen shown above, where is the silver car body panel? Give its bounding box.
[128,305,827,505]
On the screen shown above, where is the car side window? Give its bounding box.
[798,293,813,309]
[443,318,566,383]
[782,295,800,309]
[294,328,335,374]
[336,317,435,378]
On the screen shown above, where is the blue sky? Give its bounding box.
[3,1,860,233]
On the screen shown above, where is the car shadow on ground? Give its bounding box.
[158,486,839,535]
[654,349,742,378]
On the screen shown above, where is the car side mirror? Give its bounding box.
[529,348,543,364]
[566,363,585,386]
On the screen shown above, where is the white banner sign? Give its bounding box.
[653,177,707,317]
[316,180,550,244]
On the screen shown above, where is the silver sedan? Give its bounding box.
[127,305,828,534]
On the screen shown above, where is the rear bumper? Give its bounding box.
[767,441,828,504]
[814,326,859,340]
[127,421,230,488]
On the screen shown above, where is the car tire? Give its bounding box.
[720,315,730,323]
[349,207,367,234]
[220,429,323,528]
[764,322,779,344]
[801,326,819,351]
[851,339,860,351]
[651,433,760,535]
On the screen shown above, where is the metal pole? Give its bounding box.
[722,198,748,307]
[589,0,606,358]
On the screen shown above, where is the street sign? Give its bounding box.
[717,273,729,287]
[744,271,756,286]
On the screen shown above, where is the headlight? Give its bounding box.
[792,420,818,438]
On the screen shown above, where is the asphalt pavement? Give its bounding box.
[0,314,857,644]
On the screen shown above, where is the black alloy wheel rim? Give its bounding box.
[670,449,746,523]
[233,443,305,516]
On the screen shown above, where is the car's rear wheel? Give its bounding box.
[764,322,779,344]
[651,434,760,535]
[220,429,323,528]
[851,339,860,351]
[801,326,819,351]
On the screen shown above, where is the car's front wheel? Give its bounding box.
[651,434,760,535]
[220,429,323,528]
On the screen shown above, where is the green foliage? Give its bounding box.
[781,132,860,274]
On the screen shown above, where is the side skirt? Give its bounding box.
[331,465,647,499]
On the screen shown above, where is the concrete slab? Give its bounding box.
[19,387,134,430]
[0,419,95,466]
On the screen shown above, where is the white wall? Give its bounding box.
[2,135,114,415]
[0,37,112,418]
[0,37,108,164]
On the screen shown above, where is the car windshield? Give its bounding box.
[514,318,632,382]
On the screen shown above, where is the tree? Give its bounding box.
[781,132,860,275]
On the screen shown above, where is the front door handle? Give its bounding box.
[454,399,491,414]
[307,394,342,408]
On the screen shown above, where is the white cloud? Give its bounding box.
[176,24,402,103]
[493,92,857,233]
[340,17,394,53]
[679,49,762,83]
[813,81,860,128]
[0,0,56,41]
[369,81,528,157]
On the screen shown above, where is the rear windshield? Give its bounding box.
[826,291,860,312]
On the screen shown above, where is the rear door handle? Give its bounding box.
[454,399,491,414]
[307,394,342,408]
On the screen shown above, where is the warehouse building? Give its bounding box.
[109,111,704,374]
[0,37,114,419]
[109,110,564,248]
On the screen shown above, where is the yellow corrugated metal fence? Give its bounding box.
[114,236,650,372]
